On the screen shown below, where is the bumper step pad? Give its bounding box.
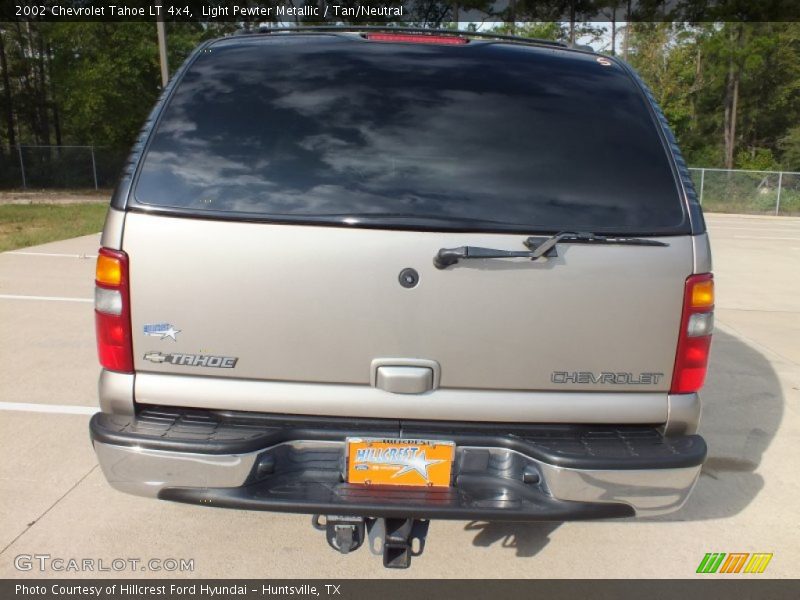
[91,406,706,470]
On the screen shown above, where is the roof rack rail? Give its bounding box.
[234,25,570,49]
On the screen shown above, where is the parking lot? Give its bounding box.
[0,213,798,578]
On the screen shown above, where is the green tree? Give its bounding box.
[491,21,567,41]
[779,127,800,171]
[0,21,237,150]
[627,22,800,170]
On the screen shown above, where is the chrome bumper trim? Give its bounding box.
[93,442,260,498]
[94,440,700,517]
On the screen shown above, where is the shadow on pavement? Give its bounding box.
[664,328,782,521]
[464,521,561,557]
[466,329,783,551]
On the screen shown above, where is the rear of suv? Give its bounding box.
[90,29,712,567]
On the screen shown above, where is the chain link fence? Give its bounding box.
[1,146,799,216]
[0,145,128,190]
[689,167,800,216]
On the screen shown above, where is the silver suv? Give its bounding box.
[90,28,712,568]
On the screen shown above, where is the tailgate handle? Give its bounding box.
[370,359,440,394]
[376,367,433,395]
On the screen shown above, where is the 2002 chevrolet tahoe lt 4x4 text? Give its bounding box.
[89,28,712,568]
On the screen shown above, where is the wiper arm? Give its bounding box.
[434,232,668,270]
[434,246,542,269]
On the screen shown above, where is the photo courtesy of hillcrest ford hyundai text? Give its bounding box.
[87,27,714,570]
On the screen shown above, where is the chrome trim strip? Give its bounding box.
[134,373,668,424]
[94,440,700,516]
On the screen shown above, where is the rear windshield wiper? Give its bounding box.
[434,232,668,269]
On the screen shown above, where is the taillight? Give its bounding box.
[670,274,714,394]
[365,33,468,45]
[94,248,133,373]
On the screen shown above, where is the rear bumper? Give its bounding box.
[90,407,706,520]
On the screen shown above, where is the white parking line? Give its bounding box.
[6,251,97,259]
[709,227,800,233]
[731,236,800,241]
[0,294,93,303]
[0,402,98,415]
[713,231,800,236]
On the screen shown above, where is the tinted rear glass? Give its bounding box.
[134,35,688,234]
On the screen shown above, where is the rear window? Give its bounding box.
[133,35,689,235]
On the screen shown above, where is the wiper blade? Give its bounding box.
[434,232,668,270]
[524,231,669,255]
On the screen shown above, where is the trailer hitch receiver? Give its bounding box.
[368,518,430,569]
[312,515,430,568]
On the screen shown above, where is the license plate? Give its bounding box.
[346,438,455,487]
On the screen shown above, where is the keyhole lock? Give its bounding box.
[398,268,419,289]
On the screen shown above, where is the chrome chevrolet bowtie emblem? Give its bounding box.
[143,351,167,363]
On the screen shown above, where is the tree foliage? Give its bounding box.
[503,21,800,170]
[625,22,800,170]
[0,21,236,150]
[1,20,800,173]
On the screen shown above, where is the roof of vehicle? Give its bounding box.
[228,25,598,55]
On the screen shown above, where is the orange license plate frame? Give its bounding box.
[346,438,455,488]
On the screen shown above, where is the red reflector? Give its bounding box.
[672,336,712,393]
[95,311,133,372]
[95,248,133,373]
[670,274,714,394]
[365,33,468,45]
